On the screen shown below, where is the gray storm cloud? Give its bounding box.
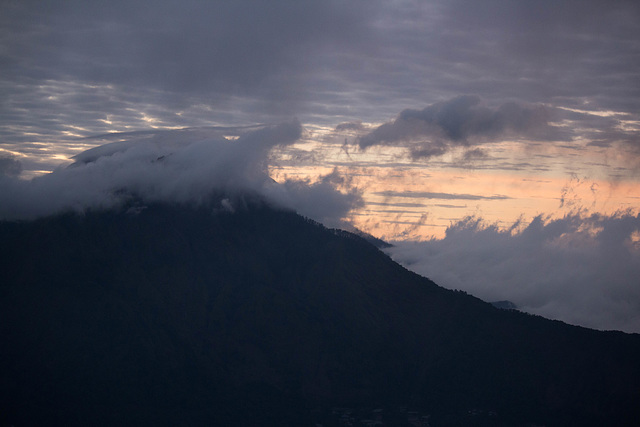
[358,95,569,159]
[0,0,373,117]
[0,121,362,225]
[2,0,639,170]
[387,212,640,333]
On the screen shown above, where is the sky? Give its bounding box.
[1,0,639,332]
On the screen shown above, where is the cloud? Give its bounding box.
[0,121,362,225]
[0,155,22,178]
[434,0,640,111]
[2,0,639,175]
[461,148,489,162]
[358,95,569,159]
[375,190,511,201]
[263,169,363,228]
[387,212,640,333]
[0,0,374,116]
[335,121,367,132]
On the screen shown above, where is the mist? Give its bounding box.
[0,122,362,226]
[387,212,640,333]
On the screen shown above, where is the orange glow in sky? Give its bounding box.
[270,127,640,240]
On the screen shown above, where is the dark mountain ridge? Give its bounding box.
[1,199,639,426]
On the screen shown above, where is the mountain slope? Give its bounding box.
[1,200,639,426]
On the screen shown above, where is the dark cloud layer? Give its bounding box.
[436,0,640,112]
[388,212,640,333]
[3,0,639,149]
[1,0,372,109]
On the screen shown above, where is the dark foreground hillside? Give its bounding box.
[1,199,639,426]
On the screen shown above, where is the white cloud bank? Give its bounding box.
[387,212,640,333]
[0,122,362,226]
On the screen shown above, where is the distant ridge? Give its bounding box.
[1,199,639,426]
[490,300,519,310]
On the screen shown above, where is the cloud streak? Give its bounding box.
[375,190,511,201]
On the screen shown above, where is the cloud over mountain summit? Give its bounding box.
[0,122,362,225]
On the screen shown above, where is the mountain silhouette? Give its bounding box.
[1,197,639,426]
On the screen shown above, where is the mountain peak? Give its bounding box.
[1,203,639,426]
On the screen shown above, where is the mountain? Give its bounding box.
[1,198,640,426]
[489,300,518,310]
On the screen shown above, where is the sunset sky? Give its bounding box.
[2,0,639,332]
